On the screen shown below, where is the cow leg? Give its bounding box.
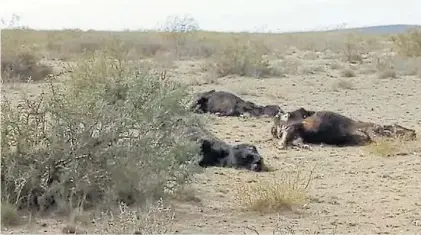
[291,137,311,150]
[225,108,238,117]
[270,126,278,139]
[351,129,372,145]
[277,128,289,149]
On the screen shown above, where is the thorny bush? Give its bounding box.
[1,49,205,213]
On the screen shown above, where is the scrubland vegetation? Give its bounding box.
[1,15,421,233]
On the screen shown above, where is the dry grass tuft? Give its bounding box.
[340,68,356,77]
[374,55,398,79]
[93,198,175,234]
[364,138,404,157]
[378,69,398,79]
[171,186,202,203]
[62,224,86,234]
[330,62,343,70]
[235,168,312,213]
[332,79,354,91]
[342,33,364,64]
[1,202,22,227]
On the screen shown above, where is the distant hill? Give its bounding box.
[327,24,421,34]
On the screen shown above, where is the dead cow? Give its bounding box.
[176,117,267,172]
[271,107,315,140]
[276,108,417,149]
[254,105,284,117]
[277,111,372,149]
[191,90,282,117]
[198,138,265,172]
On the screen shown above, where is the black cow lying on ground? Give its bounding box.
[176,118,266,172]
[274,108,417,149]
[198,138,264,172]
[190,90,282,117]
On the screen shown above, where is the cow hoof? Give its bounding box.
[277,144,287,150]
[300,144,311,150]
[291,143,311,150]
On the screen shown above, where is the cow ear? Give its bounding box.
[248,146,257,151]
[201,139,212,149]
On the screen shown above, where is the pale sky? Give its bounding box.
[1,0,421,32]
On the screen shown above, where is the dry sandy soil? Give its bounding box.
[2,51,421,234]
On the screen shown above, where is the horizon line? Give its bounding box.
[2,23,421,34]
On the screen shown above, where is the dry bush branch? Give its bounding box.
[93,198,176,234]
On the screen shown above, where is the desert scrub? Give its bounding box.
[209,37,276,78]
[391,29,421,57]
[1,48,205,213]
[342,33,364,64]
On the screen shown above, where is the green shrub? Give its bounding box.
[391,29,421,57]
[210,37,276,78]
[1,48,204,213]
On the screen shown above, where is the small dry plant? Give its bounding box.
[374,56,398,79]
[92,198,175,234]
[235,168,313,213]
[364,138,405,157]
[342,33,364,64]
[378,69,397,79]
[332,79,354,91]
[171,185,201,203]
[340,68,356,77]
[330,62,343,70]
[1,202,22,227]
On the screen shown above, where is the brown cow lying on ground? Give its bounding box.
[271,108,315,140]
[272,108,417,149]
[191,90,282,117]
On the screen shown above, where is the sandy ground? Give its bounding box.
[2,57,421,234]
